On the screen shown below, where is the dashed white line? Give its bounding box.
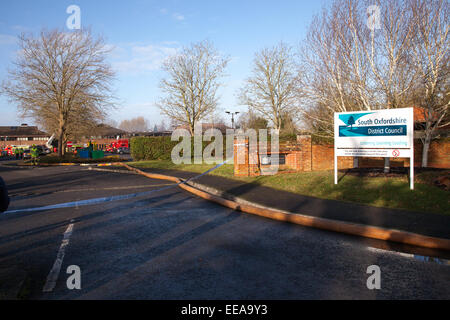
[42,221,75,292]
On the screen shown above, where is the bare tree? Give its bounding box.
[157,40,229,135]
[119,116,149,132]
[297,2,369,137]
[1,29,115,156]
[157,119,167,132]
[236,110,269,131]
[104,118,119,128]
[298,0,417,137]
[361,0,417,109]
[298,0,449,168]
[239,42,298,131]
[409,0,449,167]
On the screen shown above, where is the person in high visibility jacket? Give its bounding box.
[30,144,39,165]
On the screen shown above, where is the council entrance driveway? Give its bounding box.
[0,166,449,299]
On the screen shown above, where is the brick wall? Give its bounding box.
[234,135,449,176]
[310,144,353,171]
[285,151,302,170]
[413,139,450,168]
[0,139,48,148]
[356,139,449,169]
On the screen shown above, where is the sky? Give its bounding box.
[0,0,331,129]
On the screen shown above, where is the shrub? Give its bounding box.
[130,136,228,161]
[130,137,178,161]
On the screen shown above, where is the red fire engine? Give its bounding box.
[107,139,129,152]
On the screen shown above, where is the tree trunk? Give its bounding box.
[384,157,390,173]
[58,130,65,157]
[421,135,431,168]
[353,157,359,168]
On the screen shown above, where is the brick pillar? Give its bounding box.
[234,137,248,176]
[297,135,312,171]
[234,137,260,176]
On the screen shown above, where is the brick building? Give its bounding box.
[0,124,51,148]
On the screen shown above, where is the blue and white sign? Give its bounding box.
[335,108,413,149]
[334,107,414,189]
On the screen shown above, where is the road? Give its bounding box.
[0,165,449,299]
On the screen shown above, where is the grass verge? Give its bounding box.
[30,153,125,164]
[130,160,449,215]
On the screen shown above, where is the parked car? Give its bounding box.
[36,145,51,155]
[116,147,130,155]
[23,150,31,159]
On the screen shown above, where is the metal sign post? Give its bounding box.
[334,112,338,185]
[334,107,414,190]
[409,107,414,190]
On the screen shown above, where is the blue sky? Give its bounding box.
[0,0,331,128]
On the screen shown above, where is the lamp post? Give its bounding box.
[225,111,240,129]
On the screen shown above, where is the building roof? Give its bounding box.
[175,123,231,134]
[88,124,129,138]
[0,125,49,137]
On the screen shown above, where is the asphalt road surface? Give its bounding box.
[0,165,449,299]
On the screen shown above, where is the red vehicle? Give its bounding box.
[2,146,14,156]
[108,139,129,153]
[105,144,115,152]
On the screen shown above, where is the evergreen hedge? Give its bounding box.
[130,136,228,161]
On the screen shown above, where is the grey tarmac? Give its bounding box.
[0,165,449,299]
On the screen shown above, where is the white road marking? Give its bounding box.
[57,184,173,192]
[10,184,173,198]
[366,246,450,266]
[367,246,415,258]
[42,221,74,292]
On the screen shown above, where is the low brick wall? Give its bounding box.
[307,139,449,171]
[414,139,450,169]
[311,144,353,171]
[234,135,449,176]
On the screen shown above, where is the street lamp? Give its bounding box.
[225,111,240,129]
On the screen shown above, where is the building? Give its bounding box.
[81,124,129,141]
[175,123,231,135]
[0,124,50,148]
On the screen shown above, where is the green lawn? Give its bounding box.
[25,153,124,164]
[130,160,450,215]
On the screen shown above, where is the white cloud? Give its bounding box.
[0,34,17,45]
[158,8,186,21]
[111,43,179,75]
[172,13,185,21]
